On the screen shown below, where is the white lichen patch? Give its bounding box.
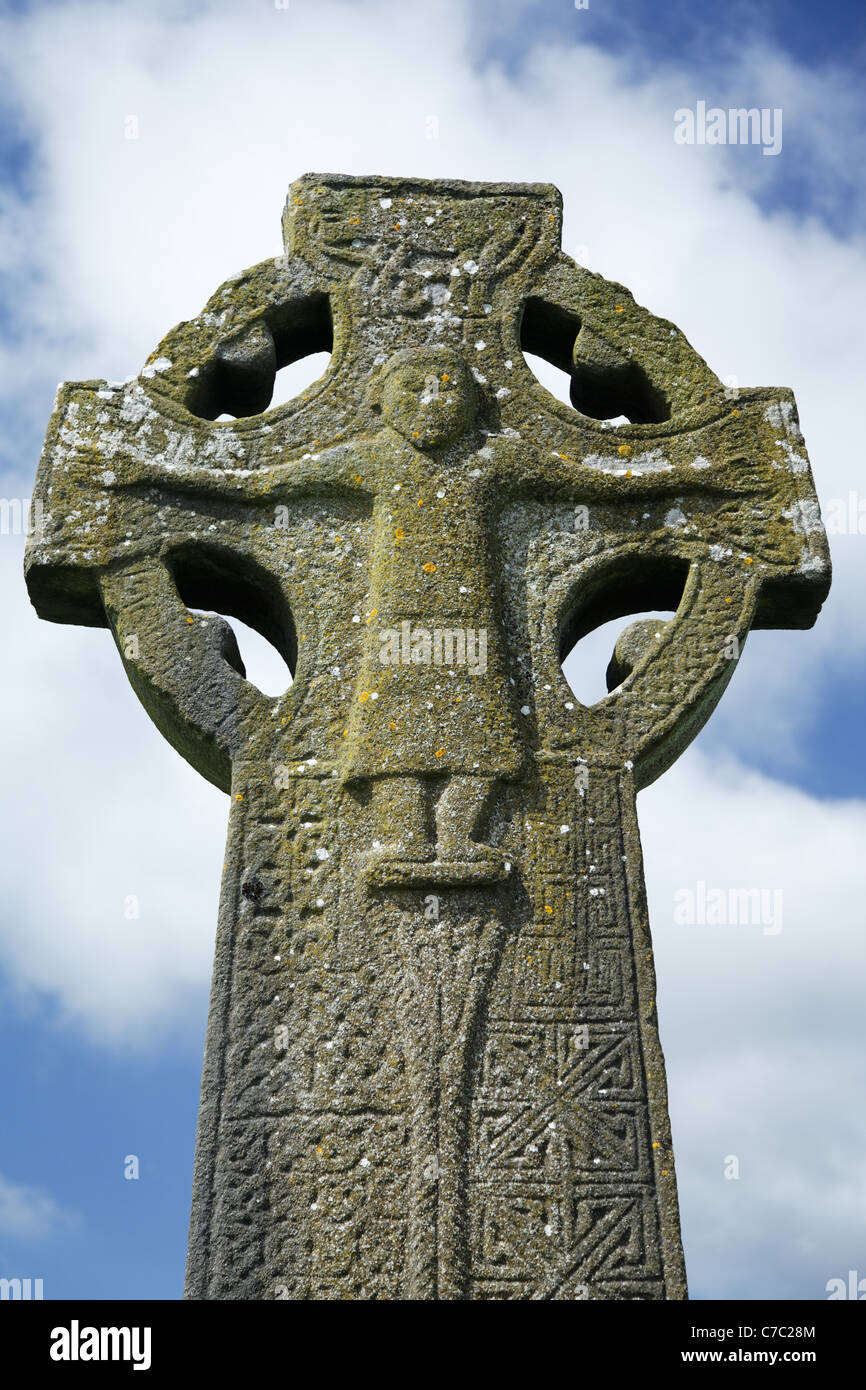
[201,430,246,466]
[120,386,157,427]
[777,439,809,474]
[582,447,673,475]
[783,499,823,534]
[141,357,172,378]
[799,549,827,575]
[764,398,802,440]
[422,282,451,306]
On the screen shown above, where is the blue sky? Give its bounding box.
[479,0,866,74]
[1,0,865,1301]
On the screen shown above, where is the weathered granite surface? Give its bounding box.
[25,174,829,1299]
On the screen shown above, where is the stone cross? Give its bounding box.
[26,174,829,1300]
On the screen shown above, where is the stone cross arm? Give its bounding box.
[26,368,828,795]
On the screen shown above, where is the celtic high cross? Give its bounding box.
[26,174,829,1300]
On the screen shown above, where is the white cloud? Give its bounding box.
[0,1170,79,1241]
[0,538,225,1048]
[641,748,866,1296]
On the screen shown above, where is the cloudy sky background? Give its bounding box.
[1,0,864,1299]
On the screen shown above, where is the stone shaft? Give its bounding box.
[186,760,682,1299]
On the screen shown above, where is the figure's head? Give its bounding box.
[377,347,477,448]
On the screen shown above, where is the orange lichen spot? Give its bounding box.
[744,556,753,564]
[235,793,244,802]
[652,1142,660,1149]
[186,616,194,625]
[434,748,445,758]
[412,431,420,439]
[359,691,371,703]
[365,609,378,623]
[614,305,625,313]
[625,469,633,478]
[354,474,363,483]
[334,536,341,543]
[423,562,436,573]
[731,408,740,416]
[618,444,632,456]
[316,1145,323,1154]
[441,373,450,382]
[394,527,405,540]
[348,216,360,225]
[544,905,554,914]
[724,596,733,604]
[417,498,424,507]
[388,721,397,731]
